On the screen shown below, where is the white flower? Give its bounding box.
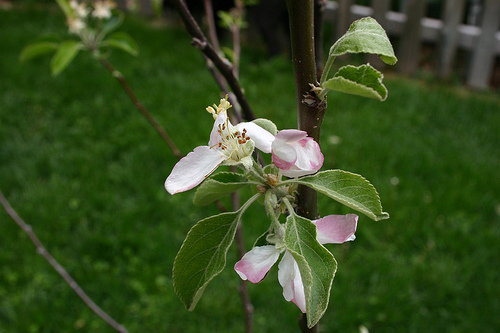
[67,16,86,34]
[164,98,274,195]
[92,0,116,19]
[271,129,323,178]
[70,0,90,18]
[234,214,358,312]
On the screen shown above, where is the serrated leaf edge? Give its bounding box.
[297,170,390,221]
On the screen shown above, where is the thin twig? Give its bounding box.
[0,190,129,333]
[170,0,256,121]
[201,0,240,121]
[231,0,244,79]
[203,0,221,52]
[99,57,183,160]
[232,190,254,333]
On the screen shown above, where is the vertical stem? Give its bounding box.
[203,0,221,52]
[314,0,326,76]
[234,193,253,333]
[286,0,325,221]
[230,162,253,333]
[232,0,244,79]
[286,0,325,331]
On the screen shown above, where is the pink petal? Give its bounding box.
[278,251,306,313]
[272,130,324,178]
[293,138,324,171]
[234,245,280,283]
[275,129,308,142]
[164,146,225,194]
[236,122,274,154]
[313,214,358,244]
[271,139,297,170]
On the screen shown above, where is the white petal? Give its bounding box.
[278,251,306,313]
[278,251,296,301]
[292,138,324,172]
[236,121,275,153]
[164,146,225,194]
[272,139,297,169]
[209,111,228,146]
[314,214,358,244]
[234,245,280,283]
[291,263,306,313]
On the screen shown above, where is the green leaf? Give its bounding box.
[104,32,139,56]
[323,64,388,101]
[252,118,278,136]
[173,211,241,310]
[284,213,337,328]
[329,17,397,65]
[218,10,234,29]
[50,40,82,76]
[20,41,59,63]
[100,13,124,36]
[221,46,234,63]
[193,172,251,206]
[296,170,389,221]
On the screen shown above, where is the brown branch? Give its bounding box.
[286,0,326,331]
[200,0,242,122]
[0,190,129,333]
[314,0,327,76]
[99,57,182,160]
[231,0,244,79]
[170,0,257,121]
[203,0,221,52]
[286,0,325,221]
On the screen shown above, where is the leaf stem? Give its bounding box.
[264,190,283,233]
[319,55,335,86]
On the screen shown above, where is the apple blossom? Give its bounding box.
[92,0,116,19]
[70,0,90,18]
[271,129,324,178]
[234,214,358,312]
[165,97,274,194]
[67,16,86,34]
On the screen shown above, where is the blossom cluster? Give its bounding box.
[165,97,324,194]
[235,214,358,312]
[66,0,116,34]
[165,97,358,313]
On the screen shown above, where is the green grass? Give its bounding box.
[1,4,500,333]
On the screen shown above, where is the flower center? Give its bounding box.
[215,120,252,162]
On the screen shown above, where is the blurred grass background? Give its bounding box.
[1,3,500,332]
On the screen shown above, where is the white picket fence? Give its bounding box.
[325,0,500,89]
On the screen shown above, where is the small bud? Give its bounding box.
[256,185,267,194]
[265,174,278,186]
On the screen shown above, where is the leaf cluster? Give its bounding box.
[319,17,397,101]
[174,169,388,327]
[19,0,138,76]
